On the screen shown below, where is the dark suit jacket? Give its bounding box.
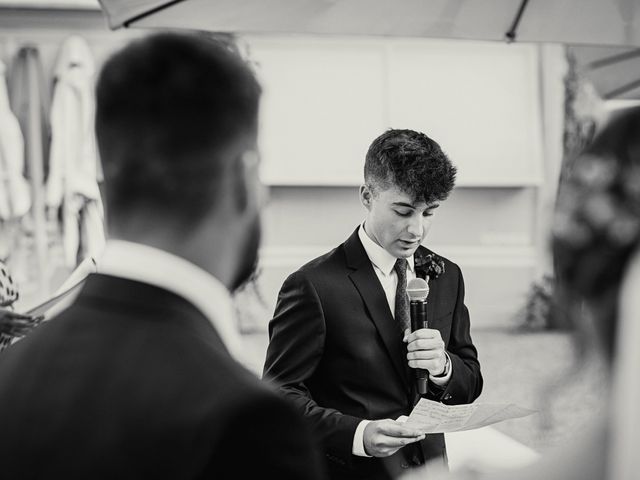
[0,274,325,479]
[263,228,482,479]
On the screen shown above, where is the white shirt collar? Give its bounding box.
[97,240,243,362]
[358,223,415,276]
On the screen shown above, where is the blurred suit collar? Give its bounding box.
[97,239,243,362]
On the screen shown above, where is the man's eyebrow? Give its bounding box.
[392,202,416,208]
[391,202,441,209]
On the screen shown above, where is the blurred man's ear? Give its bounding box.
[231,149,261,215]
[231,153,248,213]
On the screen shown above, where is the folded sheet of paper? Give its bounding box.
[404,398,535,434]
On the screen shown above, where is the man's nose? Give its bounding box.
[406,215,423,238]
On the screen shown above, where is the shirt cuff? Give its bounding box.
[429,352,452,386]
[352,420,372,457]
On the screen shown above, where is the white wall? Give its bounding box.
[0,7,566,329]
[241,34,553,329]
[257,186,539,329]
[247,35,543,187]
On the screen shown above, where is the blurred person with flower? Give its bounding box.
[264,129,483,479]
[409,107,640,480]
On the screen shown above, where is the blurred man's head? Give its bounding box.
[95,32,262,290]
[360,129,456,258]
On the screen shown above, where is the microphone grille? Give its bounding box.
[407,277,429,301]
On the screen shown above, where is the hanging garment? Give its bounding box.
[9,46,50,181]
[0,60,31,221]
[46,36,105,268]
[8,46,50,296]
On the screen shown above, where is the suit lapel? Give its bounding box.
[344,229,410,389]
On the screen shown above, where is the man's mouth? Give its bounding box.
[399,240,420,247]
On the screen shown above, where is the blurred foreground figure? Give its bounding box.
[0,32,324,479]
[405,107,640,480]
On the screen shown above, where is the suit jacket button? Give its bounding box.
[401,462,410,469]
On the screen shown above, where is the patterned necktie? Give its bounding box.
[393,258,410,333]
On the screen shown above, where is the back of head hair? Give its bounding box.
[95,32,261,227]
[364,129,456,204]
[553,106,640,358]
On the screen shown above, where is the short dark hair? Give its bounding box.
[95,32,261,226]
[364,129,456,204]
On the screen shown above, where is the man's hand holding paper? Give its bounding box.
[362,419,426,457]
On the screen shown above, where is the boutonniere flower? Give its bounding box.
[414,251,445,282]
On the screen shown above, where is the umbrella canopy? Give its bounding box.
[97,0,640,47]
[572,45,640,100]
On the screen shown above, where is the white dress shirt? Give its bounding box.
[352,224,452,457]
[97,240,244,363]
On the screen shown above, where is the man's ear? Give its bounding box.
[230,153,249,214]
[231,149,261,214]
[360,184,373,210]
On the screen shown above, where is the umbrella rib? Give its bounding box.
[505,0,531,43]
[122,0,187,28]
[604,78,640,99]
[587,49,640,70]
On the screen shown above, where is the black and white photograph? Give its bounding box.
[0,1,638,479]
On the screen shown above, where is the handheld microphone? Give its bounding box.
[407,278,429,395]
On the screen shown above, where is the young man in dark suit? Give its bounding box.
[264,129,483,479]
[0,33,324,479]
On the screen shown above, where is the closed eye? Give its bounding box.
[394,210,412,217]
